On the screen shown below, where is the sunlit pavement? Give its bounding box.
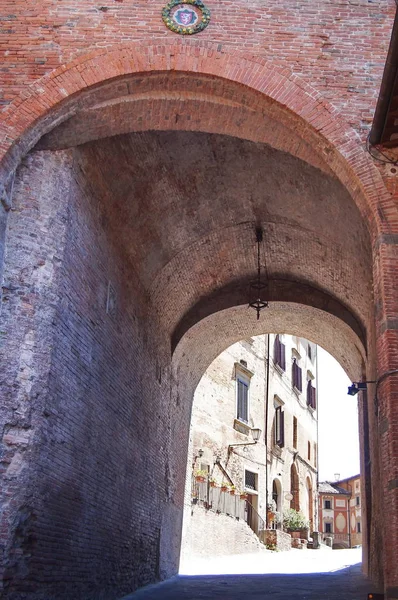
[179,546,362,575]
[122,547,376,599]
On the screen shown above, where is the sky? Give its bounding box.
[317,346,360,482]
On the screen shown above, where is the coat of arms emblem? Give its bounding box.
[162,0,211,35]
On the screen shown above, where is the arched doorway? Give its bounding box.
[0,46,394,598]
[290,464,300,513]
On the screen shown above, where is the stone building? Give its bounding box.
[182,333,318,555]
[318,475,362,549]
[0,1,398,599]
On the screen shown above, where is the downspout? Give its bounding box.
[265,334,270,527]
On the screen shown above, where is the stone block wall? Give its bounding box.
[261,530,292,553]
[180,505,267,563]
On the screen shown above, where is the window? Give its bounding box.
[325,522,332,534]
[237,376,249,423]
[245,470,257,491]
[292,359,302,392]
[324,499,331,509]
[308,343,312,361]
[307,379,316,409]
[308,441,311,461]
[356,496,360,506]
[357,522,361,533]
[273,335,286,371]
[293,416,298,449]
[275,406,284,447]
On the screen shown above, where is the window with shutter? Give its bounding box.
[292,359,302,392]
[307,380,317,409]
[273,335,286,371]
[293,416,298,449]
[275,406,284,447]
[237,377,249,423]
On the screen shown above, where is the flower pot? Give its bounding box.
[240,494,248,500]
[195,475,206,483]
[221,486,228,492]
[209,481,217,488]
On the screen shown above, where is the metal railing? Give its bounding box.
[191,477,267,541]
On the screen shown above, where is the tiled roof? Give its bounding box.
[318,481,351,495]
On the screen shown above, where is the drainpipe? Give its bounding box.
[265,334,270,527]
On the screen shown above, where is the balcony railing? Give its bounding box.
[191,477,267,540]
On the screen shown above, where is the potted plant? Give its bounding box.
[228,485,236,495]
[220,483,229,492]
[194,469,208,482]
[239,491,248,500]
[209,477,218,488]
[267,500,277,520]
[282,508,309,536]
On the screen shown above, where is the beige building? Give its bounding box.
[182,333,319,551]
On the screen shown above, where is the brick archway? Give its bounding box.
[0,39,392,237]
[0,40,396,600]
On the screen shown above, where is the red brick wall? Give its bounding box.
[0,0,394,133]
[0,1,397,598]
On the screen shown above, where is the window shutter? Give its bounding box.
[311,386,316,409]
[280,410,285,447]
[275,407,285,447]
[274,336,279,364]
[237,378,248,422]
[293,361,302,392]
[274,336,286,371]
[280,342,286,371]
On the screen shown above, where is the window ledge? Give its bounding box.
[233,419,250,436]
[273,362,285,375]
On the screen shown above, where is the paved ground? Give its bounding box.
[122,548,378,599]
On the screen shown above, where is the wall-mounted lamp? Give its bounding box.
[347,381,374,396]
[198,448,204,458]
[348,370,398,417]
[228,427,262,456]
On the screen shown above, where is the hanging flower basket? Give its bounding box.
[221,485,228,492]
[195,475,206,482]
[240,493,248,500]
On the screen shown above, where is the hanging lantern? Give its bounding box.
[248,226,268,319]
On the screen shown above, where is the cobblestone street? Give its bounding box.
[122,549,376,600]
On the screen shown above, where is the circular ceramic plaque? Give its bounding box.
[162,0,211,35]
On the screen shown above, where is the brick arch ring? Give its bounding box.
[0,39,390,238]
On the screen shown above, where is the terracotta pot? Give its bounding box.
[195,475,206,482]
[209,481,217,487]
[221,486,228,492]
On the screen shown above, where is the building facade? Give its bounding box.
[318,475,362,549]
[1,2,398,598]
[183,333,318,551]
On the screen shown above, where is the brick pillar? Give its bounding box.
[374,238,398,600]
[0,150,72,594]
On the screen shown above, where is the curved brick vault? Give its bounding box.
[0,41,393,239]
[0,40,396,600]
